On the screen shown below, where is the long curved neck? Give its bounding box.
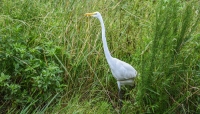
[97,15,112,62]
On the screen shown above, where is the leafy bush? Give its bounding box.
[0,36,65,110]
[0,0,66,112]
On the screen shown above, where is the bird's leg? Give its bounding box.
[118,88,123,110]
[117,82,122,109]
[117,81,123,113]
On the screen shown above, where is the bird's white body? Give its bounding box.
[108,57,137,89]
[85,12,137,90]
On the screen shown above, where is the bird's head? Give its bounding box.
[85,12,101,18]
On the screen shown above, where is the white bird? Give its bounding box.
[85,12,137,108]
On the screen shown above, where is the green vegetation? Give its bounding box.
[0,0,199,113]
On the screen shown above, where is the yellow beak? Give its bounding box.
[85,12,95,17]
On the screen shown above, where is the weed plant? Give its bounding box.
[137,0,200,113]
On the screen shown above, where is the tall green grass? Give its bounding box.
[138,0,200,113]
[0,0,199,113]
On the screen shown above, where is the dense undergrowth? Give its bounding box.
[0,0,199,113]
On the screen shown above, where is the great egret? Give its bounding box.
[85,12,137,108]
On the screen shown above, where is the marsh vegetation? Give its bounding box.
[0,0,200,113]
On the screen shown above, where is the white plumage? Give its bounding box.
[109,57,137,89]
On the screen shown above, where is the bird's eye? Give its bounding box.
[94,12,98,15]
